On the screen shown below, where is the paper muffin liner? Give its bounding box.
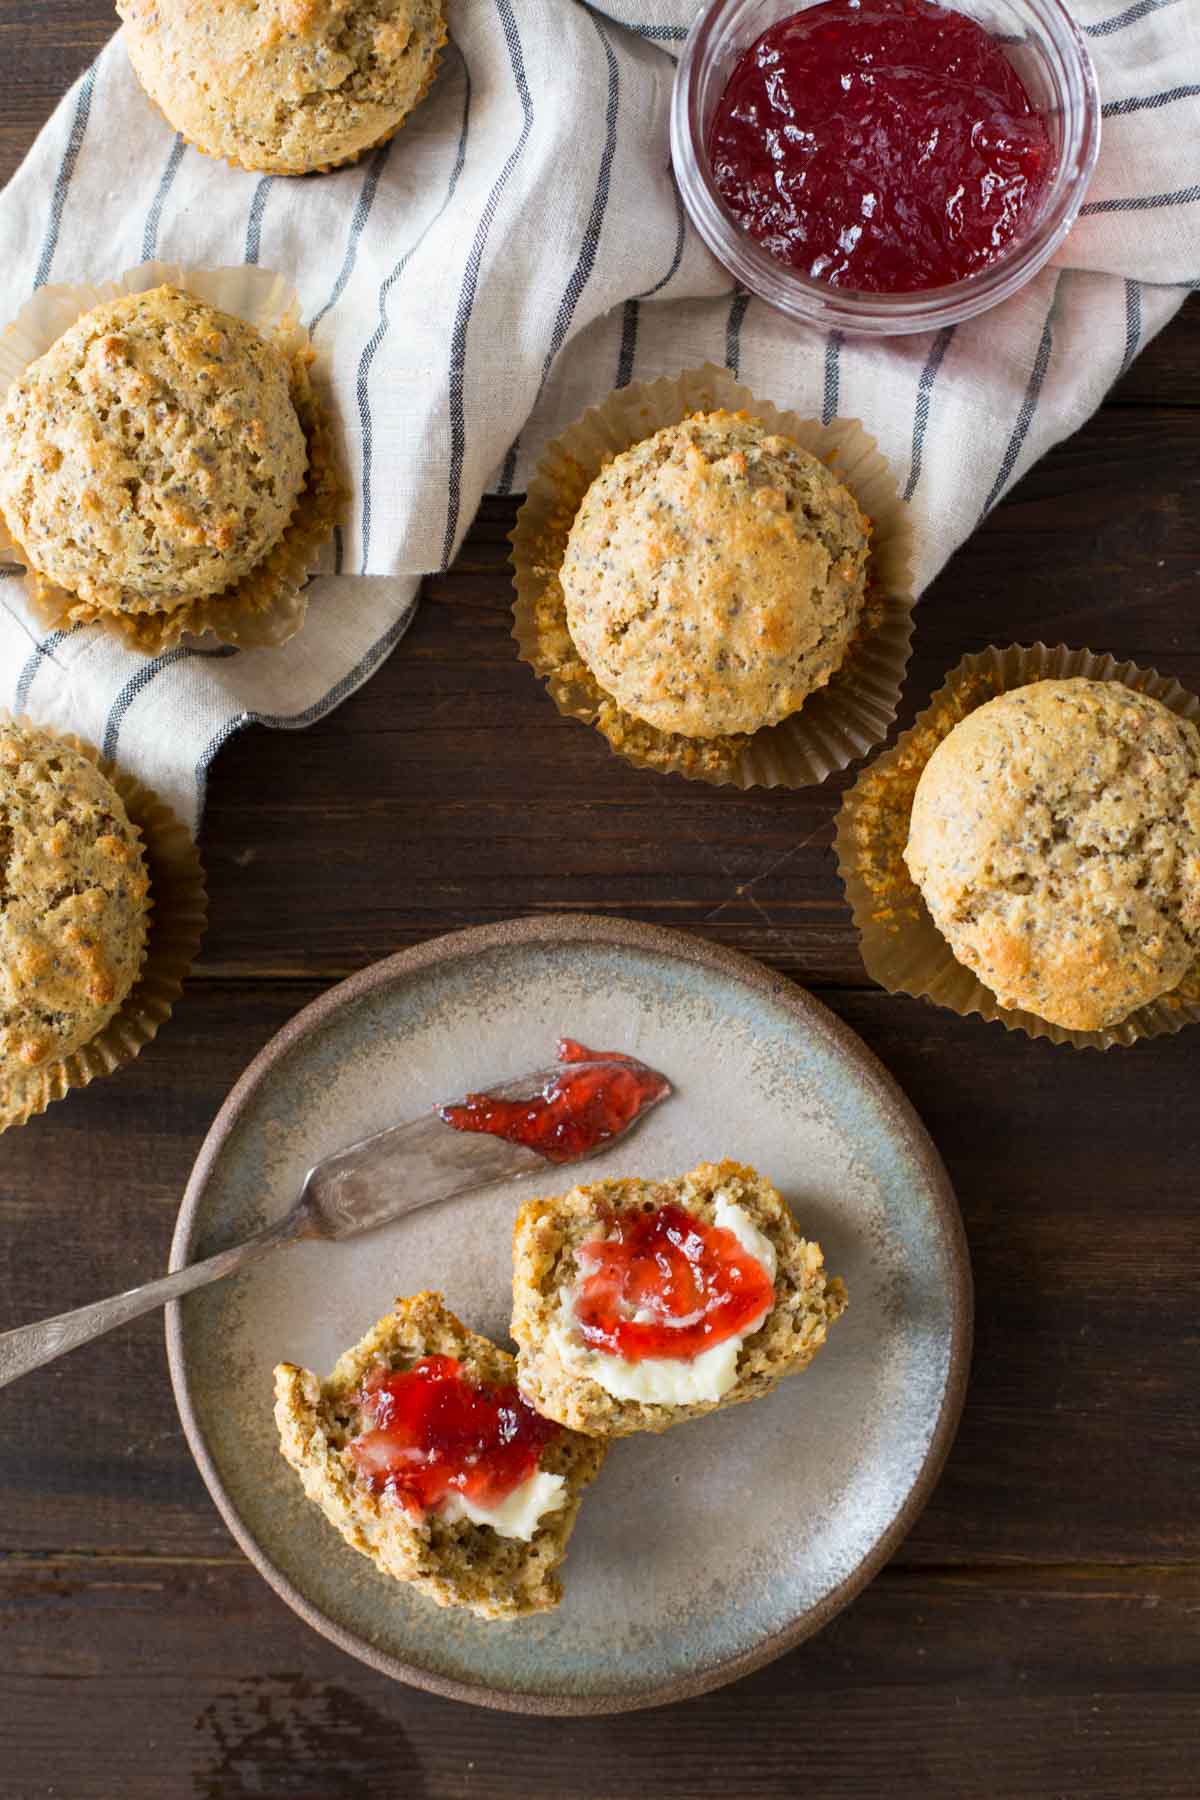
[1,715,207,1132]
[510,363,915,789]
[834,643,1200,1051]
[132,24,448,177]
[0,261,347,655]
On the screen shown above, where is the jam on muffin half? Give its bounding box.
[274,1291,606,1620]
[511,1160,847,1438]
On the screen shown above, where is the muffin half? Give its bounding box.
[512,1160,847,1438]
[274,1292,607,1620]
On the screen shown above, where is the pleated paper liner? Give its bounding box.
[0,262,347,656]
[131,25,448,176]
[835,643,1200,1051]
[510,363,915,789]
[1,717,207,1132]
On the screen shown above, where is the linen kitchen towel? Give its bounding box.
[0,0,1196,827]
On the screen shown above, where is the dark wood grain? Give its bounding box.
[1,5,1198,1796]
[3,1558,1197,1799]
[196,405,1200,987]
[1,980,1197,1572]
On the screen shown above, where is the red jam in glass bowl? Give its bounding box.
[573,1203,775,1362]
[348,1356,558,1518]
[708,0,1053,293]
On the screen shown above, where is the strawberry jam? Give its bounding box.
[439,1039,670,1165]
[348,1356,558,1518]
[708,0,1053,293]
[573,1203,774,1361]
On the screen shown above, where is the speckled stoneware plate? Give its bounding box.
[167,916,970,1714]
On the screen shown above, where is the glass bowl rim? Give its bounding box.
[670,0,1103,336]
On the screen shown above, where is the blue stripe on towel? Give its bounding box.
[101,645,239,763]
[441,0,534,568]
[495,10,621,495]
[724,286,751,377]
[34,64,96,289]
[1081,184,1200,216]
[309,140,395,335]
[979,277,1060,517]
[141,134,187,262]
[904,326,956,502]
[357,45,473,572]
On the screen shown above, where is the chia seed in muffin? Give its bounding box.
[904,678,1200,1031]
[559,410,870,739]
[0,721,150,1128]
[0,285,308,622]
[118,0,447,175]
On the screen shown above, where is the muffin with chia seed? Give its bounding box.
[0,720,152,1131]
[274,1291,607,1620]
[0,284,319,648]
[904,679,1200,1032]
[117,0,447,175]
[512,1160,847,1439]
[561,410,869,740]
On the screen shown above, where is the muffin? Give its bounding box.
[274,1292,607,1621]
[117,0,448,176]
[0,722,150,1129]
[0,285,308,631]
[904,679,1200,1032]
[559,410,870,740]
[511,1160,847,1438]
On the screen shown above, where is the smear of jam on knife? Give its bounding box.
[348,1356,558,1516]
[573,1203,775,1362]
[708,0,1052,293]
[438,1038,670,1163]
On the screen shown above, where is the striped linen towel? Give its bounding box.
[0,0,1196,829]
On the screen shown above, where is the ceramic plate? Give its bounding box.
[167,916,970,1714]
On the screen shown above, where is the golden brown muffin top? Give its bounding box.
[0,723,150,1121]
[559,411,869,739]
[118,0,447,175]
[0,286,307,618]
[904,679,1200,1031]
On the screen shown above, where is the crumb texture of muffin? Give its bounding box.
[559,411,869,739]
[511,1160,847,1438]
[118,0,448,175]
[0,286,307,620]
[904,678,1200,1031]
[0,722,150,1125]
[273,1291,607,1621]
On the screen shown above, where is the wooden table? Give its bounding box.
[2,10,1198,1797]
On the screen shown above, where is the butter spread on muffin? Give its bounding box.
[512,1160,847,1437]
[904,678,1200,1032]
[559,410,869,738]
[118,0,448,176]
[274,1292,606,1620]
[0,722,150,1127]
[0,286,307,621]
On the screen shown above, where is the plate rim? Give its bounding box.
[166,912,972,1716]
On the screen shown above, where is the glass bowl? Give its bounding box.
[670,0,1101,336]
